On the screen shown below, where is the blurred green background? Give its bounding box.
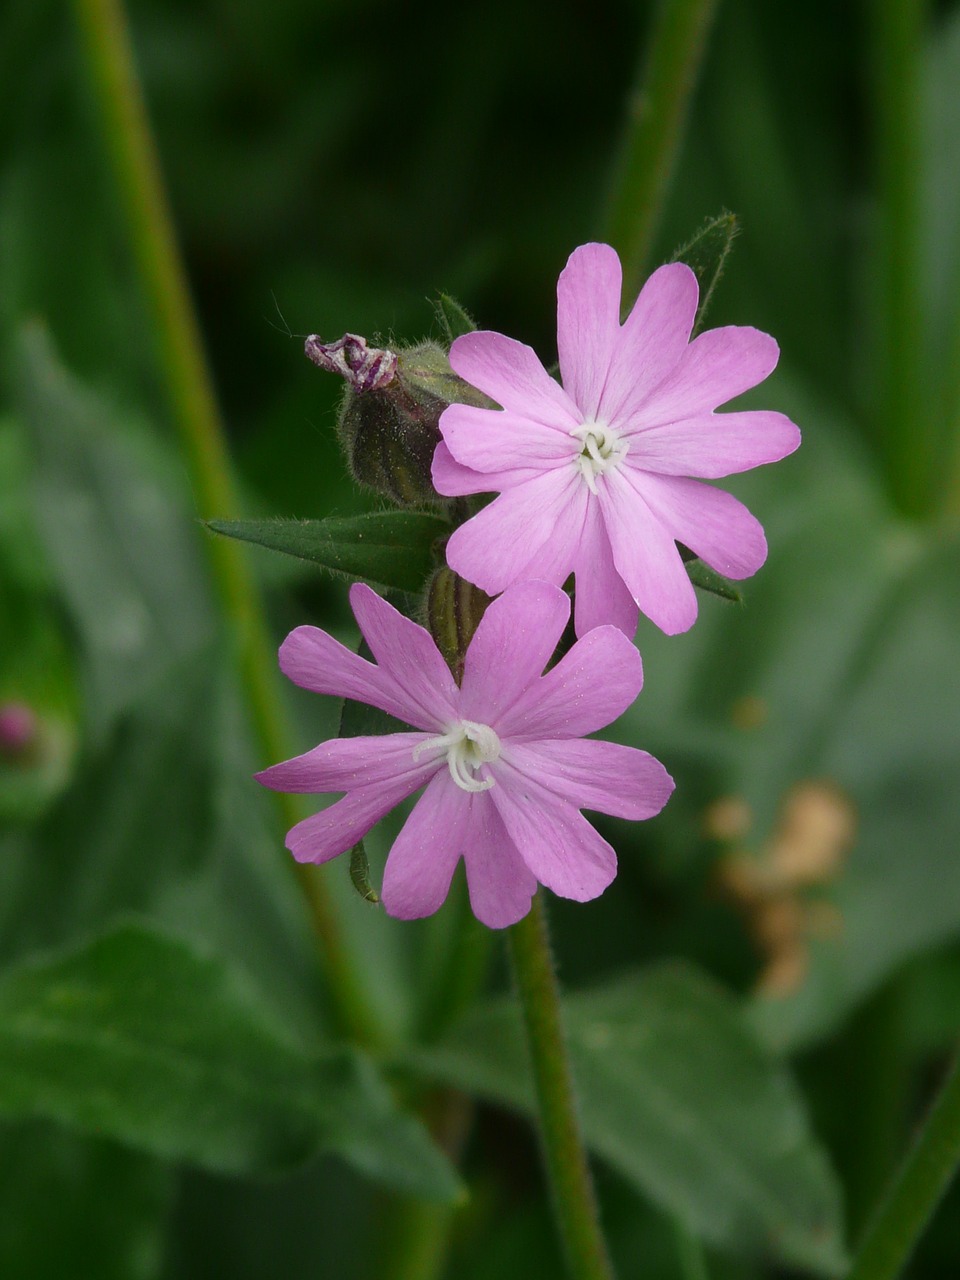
[1,0,959,1277]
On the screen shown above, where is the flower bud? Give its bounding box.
[305,333,488,507]
[426,566,491,683]
[0,701,37,761]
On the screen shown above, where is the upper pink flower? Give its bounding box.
[257,580,674,929]
[433,243,801,637]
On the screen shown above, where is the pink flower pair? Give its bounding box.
[260,244,800,926]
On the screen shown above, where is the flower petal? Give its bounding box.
[490,766,617,903]
[556,243,622,420]
[600,262,699,424]
[449,331,580,428]
[460,581,570,726]
[462,794,538,928]
[633,325,780,425]
[627,409,801,478]
[349,583,459,730]
[432,442,515,497]
[440,402,576,473]
[504,739,674,820]
[278,625,418,725]
[572,498,639,637]
[444,467,586,595]
[497,624,642,740]
[600,469,698,635]
[284,770,428,864]
[380,772,467,920]
[630,471,767,579]
[255,732,432,793]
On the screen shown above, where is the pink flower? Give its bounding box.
[257,581,673,928]
[433,243,801,637]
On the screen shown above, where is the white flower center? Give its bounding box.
[413,720,501,793]
[571,421,627,494]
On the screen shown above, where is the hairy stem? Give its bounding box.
[846,1050,960,1280]
[70,0,381,1047]
[602,0,720,295]
[508,894,616,1280]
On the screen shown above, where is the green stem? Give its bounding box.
[508,894,616,1280]
[870,0,929,519]
[846,1050,960,1280]
[70,0,380,1047]
[601,0,720,296]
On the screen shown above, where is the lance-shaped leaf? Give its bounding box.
[672,211,739,333]
[0,923,461,1202]
[206,511,449,594]
[408,963,846,1275]
[434,293,478,343]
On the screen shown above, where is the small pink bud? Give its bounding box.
[0,702,37,758]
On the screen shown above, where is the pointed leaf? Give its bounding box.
[206,512,449,594]
[408,964,846,1275]
[0,923,461,1202]
[435,293,478,343]
[671,211,739,333]
[684,555,744,603]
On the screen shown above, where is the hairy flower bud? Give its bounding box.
[306,333,488,507]
[426,566,491,684]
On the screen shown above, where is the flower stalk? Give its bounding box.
[846,1050,960,1280]
[70,0,381,1047]
[870,0,928,519]
[508,894,617,1280]
[602,0,720,295]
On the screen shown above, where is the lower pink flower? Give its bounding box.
[257,581,674,928]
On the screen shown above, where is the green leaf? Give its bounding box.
[434,292,478,343]
[14,326,216,742]
[671,211,739,332]
[683,555,743,604]
[0,1121,172,1280]
[0,922,461,1202]
[409,964,846,1275]
[206,511,449,594]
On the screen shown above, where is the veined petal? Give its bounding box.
[278,625,420,725]
[255,732,432,794]
[380,771,467,921]
[444,467,585,595]
[349,583,459,730]
[600,469,698,635]
[449,331,580,428]
[284,770,428,864]
[462,794,538,928]
[627,409,801,478]
[497,624,642,741]
[632,325,780,425]
[490,766,617,903]
[628,471,767,579]
[440,402,576,473]
[504,739,674,821]
[600,262,699,425]
[460,581,570,726]
[557,243,622,420]
[572,498,639,638]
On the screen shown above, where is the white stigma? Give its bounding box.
[413,720,502,793]
[571,421,627,495]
